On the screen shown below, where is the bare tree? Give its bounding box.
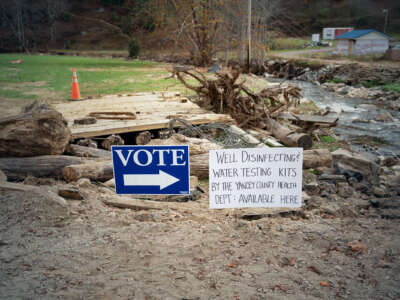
[46,0,66,43]
[0,0,25,51]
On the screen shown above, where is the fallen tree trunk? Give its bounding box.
[265,118,312,149]
[62,161,114,182]
[190,153,209,179]
[62,153,211,182]
[0,155,85,181]
[190,149,331,178]
[65,144,112,160]
[0,100,71,157]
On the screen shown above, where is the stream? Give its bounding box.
[270,79,400,158]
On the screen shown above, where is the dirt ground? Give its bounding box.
[1,179,399,300]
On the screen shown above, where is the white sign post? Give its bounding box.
[209,148,303,209]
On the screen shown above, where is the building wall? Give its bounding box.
[336,40,349,54]
[354,39,389,55]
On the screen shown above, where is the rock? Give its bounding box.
[304,181,320,196]
[319,174,346,182]
[0,169,6,181]
[135,131,152,145]
[352,118,370,124]
[347,87,369,98]
[371,186,389,198]
[375,113,394,122]
[58,186,84,200]
[332,149,380,184]
[135,212,158,222]
[337,182,354,198]
[101,134,124,150]
[76,178,91,188]
[347,240,367,254]
[381,156,399,167]
[387,175,400,189]
[337,86,350,95]
[77,138,97,148]
[306,196,324,210]
[0,100,71,157]
[319,182,336,195]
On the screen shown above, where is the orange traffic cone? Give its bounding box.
[71,68,81,100]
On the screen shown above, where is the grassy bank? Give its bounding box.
[0,54,185,101]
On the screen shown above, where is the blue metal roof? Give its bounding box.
[336,29,391,40]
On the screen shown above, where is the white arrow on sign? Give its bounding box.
[123,170,180,190]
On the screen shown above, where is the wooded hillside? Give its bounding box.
[0,0,398,54]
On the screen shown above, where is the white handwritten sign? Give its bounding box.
[209,148,303,209]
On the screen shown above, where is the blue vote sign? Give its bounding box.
[112,145,190,195]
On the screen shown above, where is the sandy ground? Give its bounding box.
[1,180,399,300]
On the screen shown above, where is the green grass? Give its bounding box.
[361,80,400,93]
[268,37,309,51]
[0,54,187,101]
[328,77,345,84]
[383,82,400,93]
[320,135,336,144]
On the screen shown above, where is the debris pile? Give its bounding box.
[176,68,302,129]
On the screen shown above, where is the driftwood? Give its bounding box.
[149,134,222,155]
[265,118,312,149]
[62,161,114,182]
[176,69,302,129]
[0,155,85,181]
[0,100,71,157]
[65,144,112,160]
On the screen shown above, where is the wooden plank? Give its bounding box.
[54,93,234,139]
[278,113,339,124]
[70,114,233,139]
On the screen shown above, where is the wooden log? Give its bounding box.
[303,149,333,169]
[62,161,114,182]
[0,100,71,157]
[65,144,112,160]
[265,118,312,149]
[0,155,85,181]
[229,125,266,148]
[191,149,332,178]
[190,153,209,179]
[247,129,283,147]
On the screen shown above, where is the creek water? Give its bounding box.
[269,79,400,158]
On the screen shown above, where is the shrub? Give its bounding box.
[128,39,140,58]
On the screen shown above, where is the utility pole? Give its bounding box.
[383,9,389,33]
[247,0,251,73]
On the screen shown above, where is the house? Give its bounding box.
[335,29,391,56]
[323,28,353,40]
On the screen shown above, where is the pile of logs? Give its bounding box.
[177,69,312,149]
[0,99,333,186]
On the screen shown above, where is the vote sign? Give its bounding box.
[112,145,190,195]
